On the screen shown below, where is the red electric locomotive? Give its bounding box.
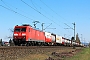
[13,24,52,46]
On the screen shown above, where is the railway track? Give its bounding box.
[0,46,72,49]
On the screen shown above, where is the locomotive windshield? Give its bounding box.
[14,28,20,32]
[14,28,26,32]
[21,28,26,32]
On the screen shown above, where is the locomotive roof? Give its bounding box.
[15,24,33,27]
[22,24,32,26]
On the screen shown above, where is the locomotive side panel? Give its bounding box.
[40,31,45,42]
[35,30,40,40]
[31,29,36,40]
[26,26,31,41]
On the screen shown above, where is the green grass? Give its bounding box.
[65,48,90,60]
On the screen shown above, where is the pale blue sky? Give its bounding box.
[0,0,90,43]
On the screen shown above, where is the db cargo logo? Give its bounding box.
[56,38,60,40]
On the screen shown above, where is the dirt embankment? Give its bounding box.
[0,46,82,60]
[46,49,82,60]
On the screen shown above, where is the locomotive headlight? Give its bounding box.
[22,34,26,36]
[14,34,18,36]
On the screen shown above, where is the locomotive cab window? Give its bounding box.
[14,28,26,32]
[21,28,26,32]
[14,28,20,32]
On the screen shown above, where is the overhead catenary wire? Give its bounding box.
[40,0,73,30]
[30,0,38,10]
[29,0,65,24]
[1,0,59,31]
[30,0,72,34]
[29,0,65,25]
[1,0,67,30]
[1,0,12,9]
[40,0,73,35]
[21,0,64,29]
[64,23,74,30]
[30,0,49,15]
[40,0,70,23]
[0,5,34,21]
[1,0,63,30]
[1,0,36,20]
